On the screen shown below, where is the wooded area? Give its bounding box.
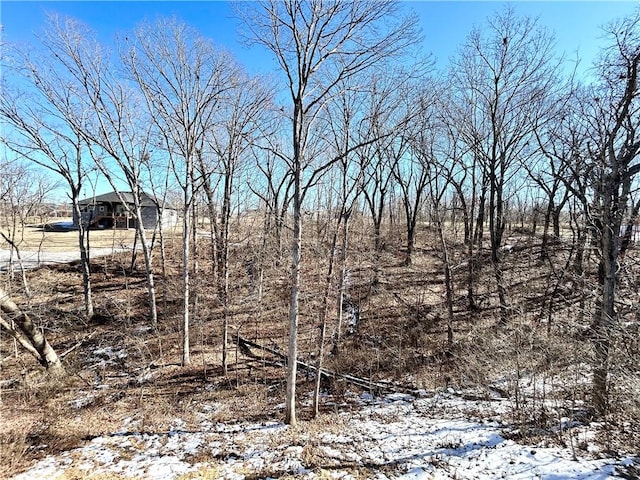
[1,0,639,460]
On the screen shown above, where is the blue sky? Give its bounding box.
[2,1,639,78]
[1,1,638,200]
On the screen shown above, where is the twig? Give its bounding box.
[60,330,98,358]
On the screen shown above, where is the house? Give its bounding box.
[75,191,179,230]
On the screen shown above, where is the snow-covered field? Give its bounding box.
[11,392,637,479]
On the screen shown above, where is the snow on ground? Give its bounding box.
[11,392,637,479]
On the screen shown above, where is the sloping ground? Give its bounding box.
[1,224,639,479]
[9,392,638,479]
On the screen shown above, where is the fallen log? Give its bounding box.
[0,287,65,377]
[234,335,419,396]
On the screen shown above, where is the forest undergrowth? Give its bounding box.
[1,218,639,478]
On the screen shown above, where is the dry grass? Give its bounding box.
[2,218,184,252]
[5,219,133,251]
[46,471,132,480]
[175,468,223,480]
[1,215,639,477]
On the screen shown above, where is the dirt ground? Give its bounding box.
[1,219,639,478]
[0,220,186,270]
[4,219,156,251]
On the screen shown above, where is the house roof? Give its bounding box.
[78,191,158,207]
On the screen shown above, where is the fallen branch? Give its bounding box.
[234,335,419,396]
[60,330,98,359]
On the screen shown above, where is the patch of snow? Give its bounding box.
[360,392,374,402]
[68,394,95,409]
[135,369,156,385]
[10,393,635,480]
[89,346,129,369]
[386,393,414,403]
[93,346,128,360]
[134,325,153,334]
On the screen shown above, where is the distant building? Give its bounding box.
[74,191,179,230]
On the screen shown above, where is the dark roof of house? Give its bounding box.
[78,191,158,207]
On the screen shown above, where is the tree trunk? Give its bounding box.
[286,101,303,426]
[334,216,350,353]
[286,174,301,426]
[72,198,94,320]
[0,232,31,296]
[0,288,64,376]
[466,158,478,310]
[467,239,476,310]
[133,203,158,328]
[436,219,455,349]
[200,167,220,280]
[489,167,508,325]
[592,198,617,417]
[570,199,588,275]
[552,203,562,239]
[313,226,338,417]
[219,173,232,376]
[457,190,470,245]
[474,185,486,247]
[540,198,554,259]
[373,217,382,252]
[405,223,415,267]
[275,209,286,255]
[182,193,192,367]
[0,315,39,360]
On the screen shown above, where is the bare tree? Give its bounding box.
[0,25,96,319]
[420,96,469,350]
[1,163,55,298]
[451,7,559,324]
[250,143,295,256]
[526,86,578,259]
[202,70,273,375]
[38,15,162,327]
[358,72,412,254]
[393,84,439,266]
[311,72,376,415]
[528,141,571,258]
[359,132,395,253]
[427,166,456,351]
[240,0,418,425]
[435,94,480,309]
[122,18,235,366]
[579,10,640,416]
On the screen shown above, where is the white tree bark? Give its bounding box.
[0,287,64,377]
